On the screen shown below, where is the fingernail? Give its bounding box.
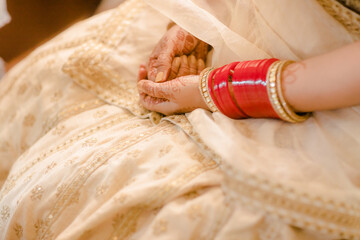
[155,72,164,82]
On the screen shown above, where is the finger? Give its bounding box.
[139,93,178,115]
[168,57,181,80]
[148,36,175,82]
[177,55,190,78]
[193,41,208,60]
[138,80,173,99]
[138,64,148,82]
[197,59,205,74]
[188,55,197,75]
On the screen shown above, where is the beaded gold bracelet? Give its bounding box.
[276,60,311,122]
[267,60,310,123]
[199,67,219,112]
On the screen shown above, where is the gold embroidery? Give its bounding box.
[56,184,80,205]
[13,223,23,239]
[96,184,109,197]
[23,173,34,184]
[64,157,78,167]
[44,162,57,174]
[62,0,149,117]
[110,129,218,239]
[32,83,43,96]
[126,149,141,159]
[0,34,98,101]
[34,218,53,240]
[0,113,132,202]
[23,114,36,127]
[43,99,104,133]
[317,0,360,39]
[153,219,168,235]
[154,166,170,179]
[187,204,203,220]
[0,205,10,221]
[30,185,44,201]
[82,137,98,147]
[52,125,66,136]
[114,194,128,204]
[38,122,170,239]
[158,145,173,158]
[50,91,63,102]
[111,210,138,239]
[20,142,29,153]
[93,110,108,119]
[17,84,28,95]
[166,115,360,239]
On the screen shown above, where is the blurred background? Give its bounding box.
[0,0,102,68]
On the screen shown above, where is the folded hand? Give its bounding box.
[147,24,209,82]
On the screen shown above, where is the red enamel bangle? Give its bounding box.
[212,62,247,118]
[232,58,279,118]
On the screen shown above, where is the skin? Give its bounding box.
[139,32,360,116]
[146,24,209,82]
[138,55,207,115]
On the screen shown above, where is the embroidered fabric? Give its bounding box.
[0,0,360,239]
[337,0,360,14]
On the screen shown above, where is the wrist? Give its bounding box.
[203,59,311,122]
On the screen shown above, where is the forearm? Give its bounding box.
[283,41,360,112]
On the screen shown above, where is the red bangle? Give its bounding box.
[212,62,247,118]
[232,58,279,118]
[207,68,224,114]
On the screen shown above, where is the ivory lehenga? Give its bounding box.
[0,0,360,239]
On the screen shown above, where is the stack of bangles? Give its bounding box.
[199,59,310,123]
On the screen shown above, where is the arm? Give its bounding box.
[138,42,360,117]
[284,41,360,112]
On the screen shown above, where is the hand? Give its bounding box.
[137,75,209,115]
[147,24,209,83]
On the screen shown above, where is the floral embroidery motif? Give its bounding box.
[154,166,170,179]
[32,83,43,96]
[50,91,63,102]
[30,185,44,201]
[43,100,104,134]
[153,219,168,235]
[82,137,98,147]
[34,218,53,240]
[158,145,173,158]
[114,194,128,204]
[93,110,108,119]
[52,125,66,136]
[23,114,36,127]
[96,184,109,197]
[13,223,23,238]
[0,113,132,202]
[0,205,10,221]
[44,162,57,174]
[17,83,28,95]
[56,184,80,205]
[187,204,203,220]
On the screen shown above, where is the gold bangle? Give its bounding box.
[267,61,296,123]
[199,67,219,112]
[276,60,311,123]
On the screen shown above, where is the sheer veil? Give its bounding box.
[145,0,360,238]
